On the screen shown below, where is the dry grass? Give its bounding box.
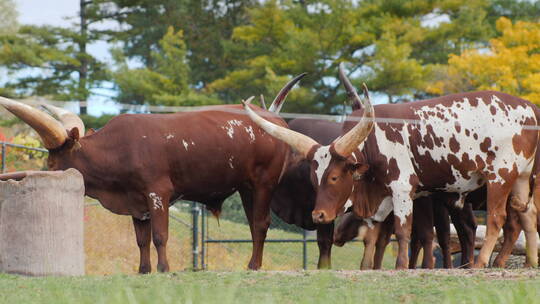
[84,204,192,275]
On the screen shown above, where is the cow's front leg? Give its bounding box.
[373,215,393,269]
[316,223,334,269]
[392,192,414,269]
[433,203,452,268]
[361,221,382,270]
[148,191,170,272]
[132,217,151,274]
[447,202,477,268]
[411,197,434,269]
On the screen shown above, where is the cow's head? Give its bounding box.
[333,212,364,246]
[0,97,85,171]
[242,63,375,224]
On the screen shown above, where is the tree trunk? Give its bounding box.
[0,169,85,276]
[78,0,89,115]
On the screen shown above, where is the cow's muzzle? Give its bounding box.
[312,210,332,224]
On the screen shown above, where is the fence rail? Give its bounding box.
[0,141,48,173]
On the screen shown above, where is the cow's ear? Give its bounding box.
[68,127,80,141]
[349,162,369,180]
[85,128,96,136]
[66,127,81,150]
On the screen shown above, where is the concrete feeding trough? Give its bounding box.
[0,169,85,276]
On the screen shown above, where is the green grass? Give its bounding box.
[1,270,539,304]
[169,206,396,271]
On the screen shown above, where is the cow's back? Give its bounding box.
[348,91,539,196]
[81,104,290,204]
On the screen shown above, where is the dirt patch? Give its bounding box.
[333,268,540,280]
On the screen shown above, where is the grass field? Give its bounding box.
[1,270,540,303]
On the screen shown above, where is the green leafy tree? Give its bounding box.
[365,32,428,103]
[113,27,219,106]
[0,25,108,105]
[88,0,256,89]
[211,0,368,113]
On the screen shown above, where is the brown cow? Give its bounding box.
[242,63,540,269]
[0,76,304,272]
[270,118,343,269]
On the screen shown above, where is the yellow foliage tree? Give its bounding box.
[427,17,540,104]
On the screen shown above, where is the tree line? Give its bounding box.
[0,0,539,115]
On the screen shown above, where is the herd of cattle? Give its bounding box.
[1,63,539,273]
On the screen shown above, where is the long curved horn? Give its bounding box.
[333,81,375,157]
[268,73,307,113]
[242,97,318,158]
[41,103,85,135]
[0,97,67,149]
[339,62,364,110]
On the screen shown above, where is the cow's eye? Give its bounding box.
[331,176,338,182]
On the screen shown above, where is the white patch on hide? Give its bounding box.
[228,156,235,169]
[313,146,331,186]
[371,196,393,222]
[221,119,243,139]
[245,126,256,143]
[183,140,189,151]
[149,192,163,210]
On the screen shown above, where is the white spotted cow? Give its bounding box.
[243,63,540,269]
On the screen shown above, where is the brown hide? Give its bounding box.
[45,104,290,271]
[49,105,287,215]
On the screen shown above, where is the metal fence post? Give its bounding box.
[1,143,5,173]
[302,229,307,270]
[192,202,200,270]
[201,208,206,270]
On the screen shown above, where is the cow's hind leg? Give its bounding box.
[492,205,521,268]
[518,202,538,267]
[512,173,538,267]
[132,217,152,274]
[474,181,512,268]
[316,223,334,269]
[240,186,272,270]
